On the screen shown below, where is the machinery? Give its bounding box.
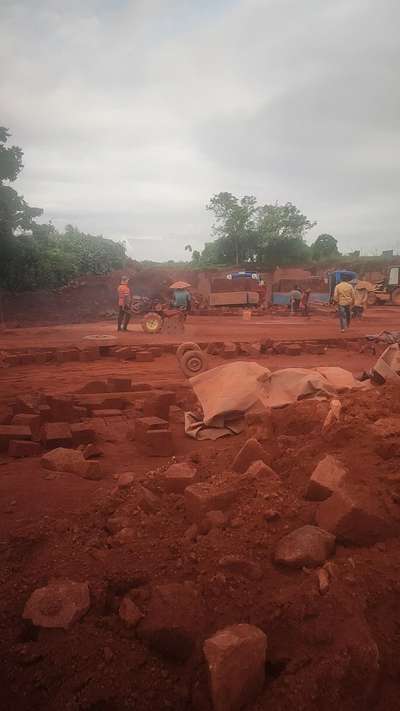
[367,266,400,306]
[141,303,186,335]
[209,272,263,307]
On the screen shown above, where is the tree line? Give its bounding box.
[0,127,127,291]
[188,192,340,267]
[1,126,342,292]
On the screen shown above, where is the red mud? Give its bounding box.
[1,316,400,710]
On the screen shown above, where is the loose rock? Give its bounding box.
[274,525,336,569]
[232,438,271,473]
[137,582,205,661]
[119,596,142,627]
[306,454,347,501]
[203,624,267,711]
[23,580,90,629]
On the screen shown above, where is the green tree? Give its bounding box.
[202,194,314,266]
[0,127,127,291]
[311,233,340,260]
[206,192,258,265]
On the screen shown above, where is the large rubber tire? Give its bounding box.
[176,341,201,361]
[141,312,163,334]
[367,292,378,306]
[392,288,400,306]
[179,349,207,377]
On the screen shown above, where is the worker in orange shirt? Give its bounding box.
[117,276,131,331]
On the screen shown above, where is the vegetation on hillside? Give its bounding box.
[0,127,127,291]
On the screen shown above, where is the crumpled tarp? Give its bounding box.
[373,343,400,384]
[185,360,368,440]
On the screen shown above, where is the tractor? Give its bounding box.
[366,266,400,306]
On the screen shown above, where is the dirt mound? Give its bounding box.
[2,382,400,709]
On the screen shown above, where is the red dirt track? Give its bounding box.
[1,308,400,711]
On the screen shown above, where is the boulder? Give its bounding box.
[138,582,205,660]
[306,455,347,501]
[316,487,400,545]
[232,438,271,473]
[274,525,336,569]
[203,624,267,711]
[23,580,90,629]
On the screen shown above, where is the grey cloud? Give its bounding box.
[1,0,399,260]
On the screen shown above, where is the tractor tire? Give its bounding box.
[392,288,400,306]
[179,349,207,378]
[367,292,378,306]
[176,341,201,361]
[141,312,163,334]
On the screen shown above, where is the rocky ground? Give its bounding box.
[2,350,400,710]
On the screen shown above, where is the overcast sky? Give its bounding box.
[2,0,400,260]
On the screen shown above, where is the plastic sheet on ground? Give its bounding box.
[185,360,368,440]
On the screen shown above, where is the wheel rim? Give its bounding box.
[187,355,203,372]
[146,318,160,332]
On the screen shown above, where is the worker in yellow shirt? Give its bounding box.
[333,275,355,332]
[117,276,131,331]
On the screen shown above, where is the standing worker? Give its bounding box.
[117,276,131,332]
[333,274,355,332]
[301,288,311,316]
[289,285,302,314]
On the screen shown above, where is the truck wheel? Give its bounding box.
[367,292,378,306]
[179,349,207,377]
[392,288,400,306]
[141,312,163,334]
[176,342,201,360]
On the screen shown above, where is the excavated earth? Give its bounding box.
[1,326,400,711]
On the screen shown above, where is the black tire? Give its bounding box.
[176,341,201,360]
[179,349,207,377]
[141,312,163,334]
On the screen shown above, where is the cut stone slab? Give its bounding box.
[41,447,103,480]
[274,525,336,569]
[135,416,169,441]
[185,482,239,523]
[306,455,347,501]
[232,438,271,473]
[316,487,400,545]
[23,580,90,629]
[119,596,142,627]
[42,422,73,449]
[203,624,267,711]
[163,462,198,493]
[8,440,41,458]
[137,582,205,661]
[0,425,32,452]
[12,413,41,440]
[71,423,96,446]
